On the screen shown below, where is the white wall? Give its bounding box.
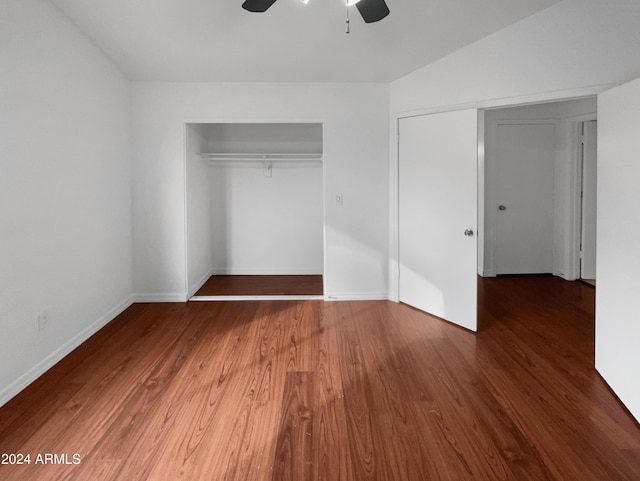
[132,83,389,300]
[209,164,324,275]
[596,77,640,422]
[0,0,132,406]
[482,99,597,278]
[391,0,640,113]
[203,123,323,154]
[186,125,213,296]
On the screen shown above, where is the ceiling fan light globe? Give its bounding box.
[346,0,362,5]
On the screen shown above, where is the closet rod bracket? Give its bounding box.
[263,160,272,177]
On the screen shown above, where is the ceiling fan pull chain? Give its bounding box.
[346,3,350,34]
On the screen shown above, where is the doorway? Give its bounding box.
[481,98,597,280]
[185,123,325,299]
[394,97,597,332]
[579,120,597,285]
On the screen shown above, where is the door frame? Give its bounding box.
[389,87,607,305]
[183,118,327,299]
[569,114,598,280]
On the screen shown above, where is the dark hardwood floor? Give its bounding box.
[0,277,638,480]
[193,275,324,296]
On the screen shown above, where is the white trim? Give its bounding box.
[190,292,390,302]
[0,296,134,408]
[183,116,326,125]
[210,268,323,275]
[133,293,188,303]
[183,123,190,301]
[388,116,400,302]
[321,122,328,303]
[567,113,598,281]
[190,295,323,301]
[394,84,613,120]
[324,292,390,301]
[188,268,214,298]
[477,110,485,276]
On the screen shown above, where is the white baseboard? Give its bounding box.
[480,269,496,277]
[557,272,577,281]
[188,268,214,298]
[132,293,188,303]
[190,295,324,301]
[134,291,391,303]
[324,292,390,301]
[0,296,134,409]
[211,268,323,275]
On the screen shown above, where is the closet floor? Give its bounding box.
[193,275,323,297]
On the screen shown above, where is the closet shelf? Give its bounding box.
[198,152,323,165]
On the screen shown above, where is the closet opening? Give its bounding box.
[185,122,324,300]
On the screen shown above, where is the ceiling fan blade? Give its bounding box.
[242,0,278,13]
[355,0,390,23]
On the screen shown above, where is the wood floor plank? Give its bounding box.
[408,338,522,481]
[332,302,385,480]
[0,277,638,481]
[428,337,555,481]
[347,302,433,481]
[194,275,323,296]
[142,301,274,481]
[272,371,314,481]
[312,303,352,481]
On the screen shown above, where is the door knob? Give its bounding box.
[464,229,474,237]
[498,205,507,211]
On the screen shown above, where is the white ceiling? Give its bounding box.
[48,0,562,82]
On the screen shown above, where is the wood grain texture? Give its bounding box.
[1,276,638,481]
[194,275,323,296]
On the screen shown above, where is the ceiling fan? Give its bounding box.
[241,0,390,24]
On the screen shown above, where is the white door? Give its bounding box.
[399,110,478,332]
[494,123,556,274]
[580,120,597,280]
[595,75,640,424]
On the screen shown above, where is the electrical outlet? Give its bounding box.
[37,310,50,331]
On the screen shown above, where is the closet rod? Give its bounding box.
[197,152,322,163]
